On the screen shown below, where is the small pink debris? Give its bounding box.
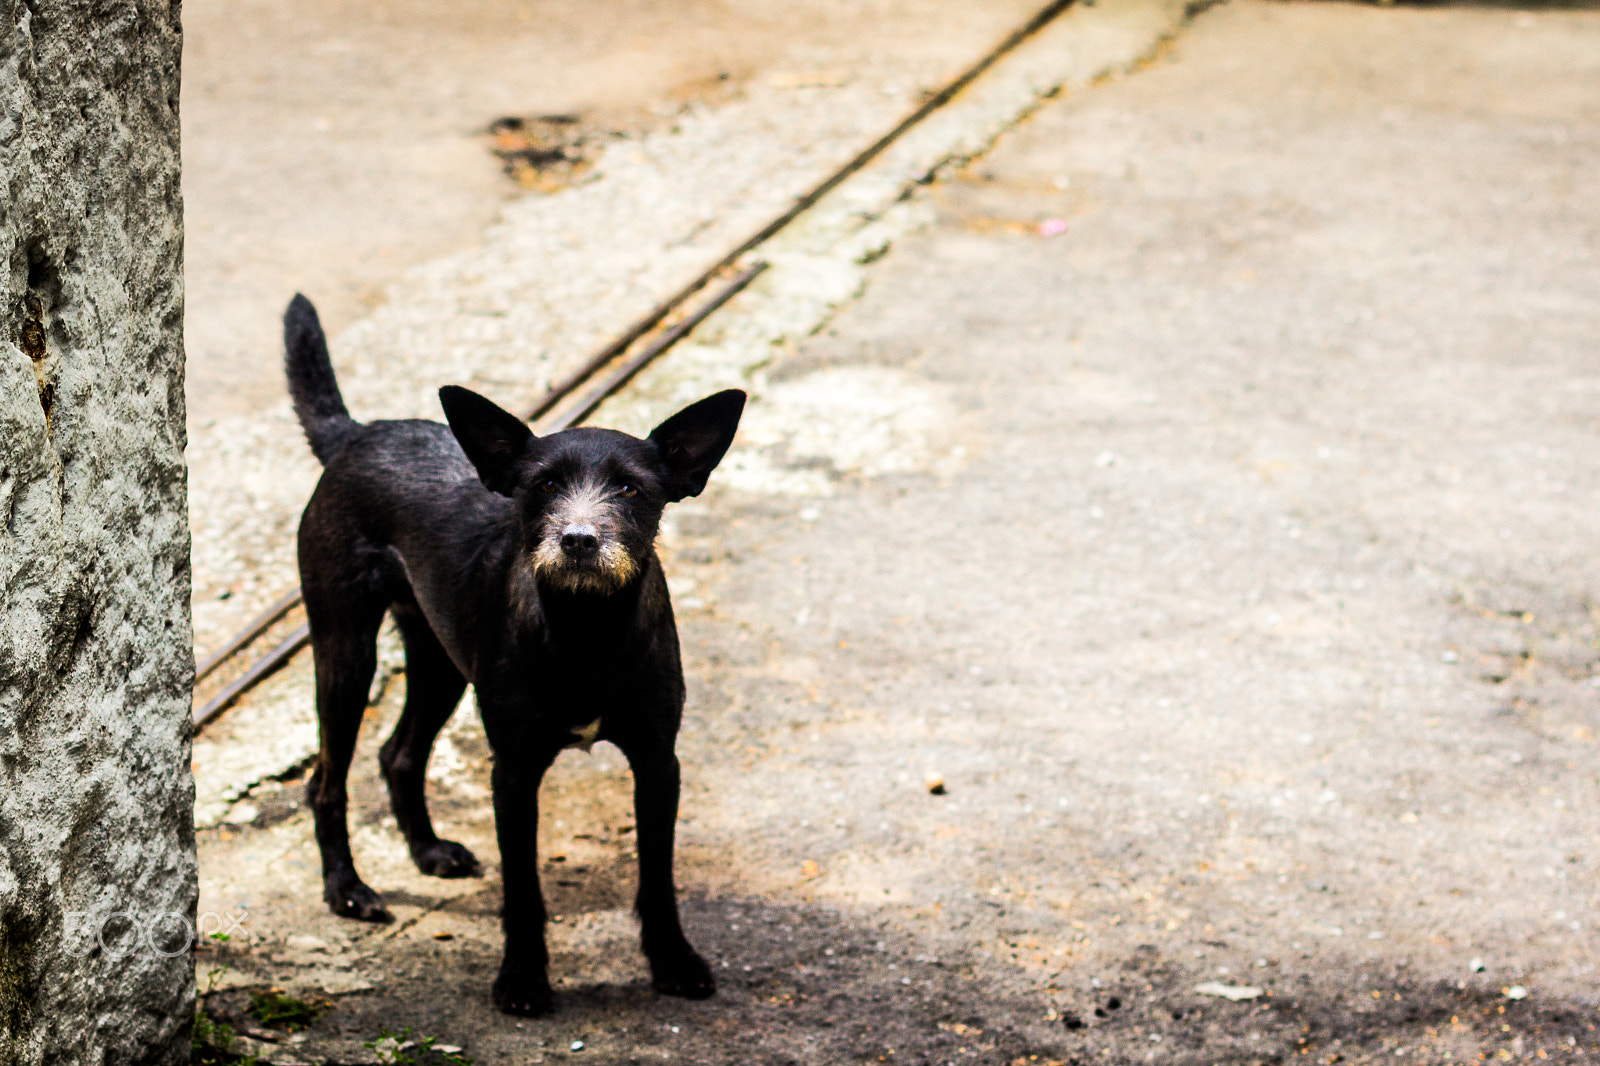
[1038,218,1069,237]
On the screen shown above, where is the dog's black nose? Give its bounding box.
[560,526,600,559]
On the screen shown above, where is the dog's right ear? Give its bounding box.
[439,386,535,496]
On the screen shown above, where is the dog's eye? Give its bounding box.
[539,479,558,495]
[619,485,638,499]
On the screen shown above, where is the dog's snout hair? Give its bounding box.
[531,479,639,593]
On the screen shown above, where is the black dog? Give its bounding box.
[283,294,742,1015]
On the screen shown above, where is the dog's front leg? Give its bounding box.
[491,758,558,1016]
[614,732,715,999]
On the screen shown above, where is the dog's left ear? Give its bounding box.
[439,386,535,496]
[648,389,747,501]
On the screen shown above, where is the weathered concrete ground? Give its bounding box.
[195,2,1600,1063]
[179,0,1061,661]
[181,0,1043,420]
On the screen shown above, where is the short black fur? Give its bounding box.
[284,295,744,1016]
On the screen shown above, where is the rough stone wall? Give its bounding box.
[0,2,192,1064]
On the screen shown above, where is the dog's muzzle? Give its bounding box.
[532,517,638,594]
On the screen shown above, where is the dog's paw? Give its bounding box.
[412,839,481,879]
[324,880,394,923]
[493,967,556,1017]
[650,947,716,1000]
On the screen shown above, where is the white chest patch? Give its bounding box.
[567,718,602,752]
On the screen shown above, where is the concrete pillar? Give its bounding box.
[0,1,193,1063]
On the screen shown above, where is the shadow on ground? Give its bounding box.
[200,877,1600,1065]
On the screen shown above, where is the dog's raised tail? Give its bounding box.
[284,294,359,465]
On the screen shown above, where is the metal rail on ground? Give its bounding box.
[189,0,1079,735]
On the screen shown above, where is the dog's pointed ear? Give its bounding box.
[439,386,535,496]
[648,389,746,502]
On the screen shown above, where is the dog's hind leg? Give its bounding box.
[305,592,392,923]
[378,602,479,878]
